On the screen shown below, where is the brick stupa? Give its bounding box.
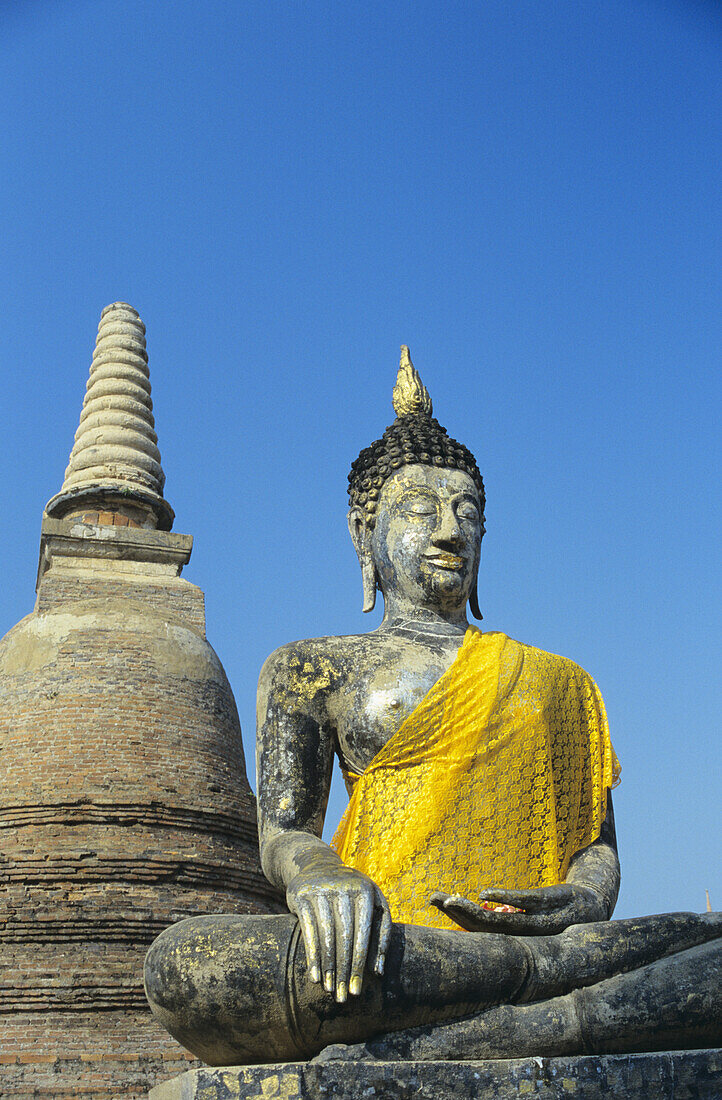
[0,304,282,1097]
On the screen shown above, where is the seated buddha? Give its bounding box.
[145,349,721,1066]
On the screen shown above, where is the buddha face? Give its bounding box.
[366,464,483,616]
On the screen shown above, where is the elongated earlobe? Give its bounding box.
[348,506,378,613]
[361,554,377,613]
[469,579,483,621]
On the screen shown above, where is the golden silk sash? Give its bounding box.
[332,628,620,929]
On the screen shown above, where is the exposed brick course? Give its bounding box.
[0,519,283,1096]
[1,1014,197,1099]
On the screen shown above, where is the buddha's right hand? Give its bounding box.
[286,862,392,1004]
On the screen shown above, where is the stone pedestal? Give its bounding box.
[149,1049,722,1100]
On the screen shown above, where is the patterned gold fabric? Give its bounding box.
[332,628,620,929]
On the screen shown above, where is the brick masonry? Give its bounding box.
[0,518,284,1098]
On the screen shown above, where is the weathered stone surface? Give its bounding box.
[144,911,722,1066]
[149,1050,722,1100]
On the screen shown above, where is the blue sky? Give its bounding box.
[1,0,720,919]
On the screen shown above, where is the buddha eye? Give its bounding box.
[401,497,437,517]
[456,502,480,522]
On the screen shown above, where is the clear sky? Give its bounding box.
[1,0,720,920]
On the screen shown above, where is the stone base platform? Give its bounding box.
[149,1049,722,1099]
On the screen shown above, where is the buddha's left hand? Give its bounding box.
[430,883,608,935]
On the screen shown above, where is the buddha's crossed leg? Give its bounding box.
[144,911,722,1066]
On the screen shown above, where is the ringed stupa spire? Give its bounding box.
[45,301,174,530]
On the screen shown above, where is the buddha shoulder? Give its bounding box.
[257,633,388,714]
[496,634,601,708]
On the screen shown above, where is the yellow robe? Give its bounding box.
[332,628,620,929]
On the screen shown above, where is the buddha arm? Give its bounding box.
[256,644,337,888]
[256,644,391,1001]
[565,791,620,919]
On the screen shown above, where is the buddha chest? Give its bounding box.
[332,636,462,772]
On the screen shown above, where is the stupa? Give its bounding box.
[0,303,282,1098]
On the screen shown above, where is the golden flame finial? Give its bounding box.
[392,345,433,418]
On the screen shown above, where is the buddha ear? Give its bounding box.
[469,543,483,620]
[469,580,483,621]
[348,507,377,613]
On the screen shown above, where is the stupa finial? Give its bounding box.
[45,302,174,529]
[392,345,433,418]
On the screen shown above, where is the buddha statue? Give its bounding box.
[145,349,721,1067]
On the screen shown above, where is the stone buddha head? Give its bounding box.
[348,347,485,620]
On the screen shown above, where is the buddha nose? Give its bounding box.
[434,503,462,545]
